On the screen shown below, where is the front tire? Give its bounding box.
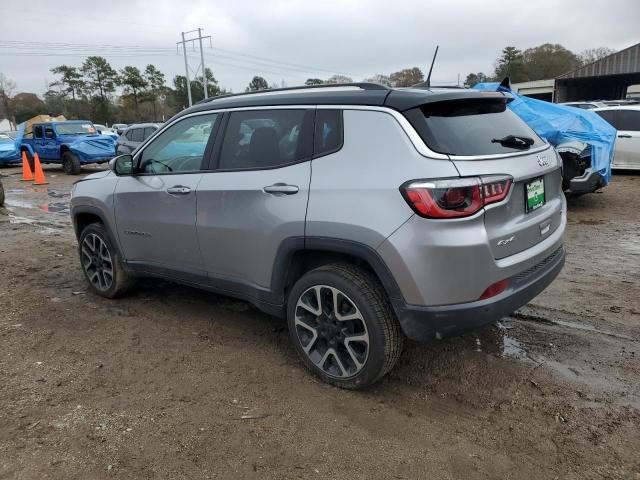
[62,151,82,175]
[287,264,404,389]
[79,223,132,298]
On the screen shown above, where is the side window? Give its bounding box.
[34,125,44,139]
[125,130,133,141]
[596,110,618,128]
[314,110,343,156]
[45,126,55,139]
[130,128,144,142]
[218,109,313,170]
[143,127,157,140]
[138,113,218,174]
[615,110,640,131]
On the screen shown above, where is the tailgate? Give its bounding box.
[451,147,563,259]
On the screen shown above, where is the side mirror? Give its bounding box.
[109,154,134,176]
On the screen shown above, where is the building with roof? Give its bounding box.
[554,42,640,102]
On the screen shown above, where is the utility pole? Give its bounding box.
[180,31,192,107]
[198,28,208,98]
[177,28,212,106]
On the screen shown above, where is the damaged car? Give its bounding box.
[475,82,617,195]
[17,117,116,175]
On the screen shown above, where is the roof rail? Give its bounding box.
[410,83,466,90]
[196,82,390,105]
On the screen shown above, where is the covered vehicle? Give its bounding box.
[18,118,116,175]
[474,82,617,195]
[0,132,21,165]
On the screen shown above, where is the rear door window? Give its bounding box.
[218,109,313,170]
[130,128,144,142]
[404,98,545,156]
[143,127,157,140]
[34,125,44,139]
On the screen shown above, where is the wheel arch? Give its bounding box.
[271,237,405,310]
[72,206,123,258]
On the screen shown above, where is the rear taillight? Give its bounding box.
[401,175,512,219]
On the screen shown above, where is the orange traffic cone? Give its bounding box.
[32,153,49,186]
[20,151,34,181]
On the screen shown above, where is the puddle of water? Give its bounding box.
[511,310,635,341]
[5,198,36,209]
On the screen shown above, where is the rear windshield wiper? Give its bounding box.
[491,135,534,150]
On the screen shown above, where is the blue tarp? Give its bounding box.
[0,123,23,165]
[473,82,617,185]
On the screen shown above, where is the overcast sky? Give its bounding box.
[1,0,639,97]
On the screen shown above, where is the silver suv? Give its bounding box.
[71,83,566,389]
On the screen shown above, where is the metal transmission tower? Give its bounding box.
[176,28,212,107]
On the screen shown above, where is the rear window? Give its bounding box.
[404,98,545,156]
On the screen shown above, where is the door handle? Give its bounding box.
[263,183,299,195]
[166,185,191,195]
[618,134,632,138]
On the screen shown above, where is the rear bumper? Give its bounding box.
[393,246,565,341]
[567,168,606,194]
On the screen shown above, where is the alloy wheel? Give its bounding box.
[81,233,114,291]
[294,285,370,378]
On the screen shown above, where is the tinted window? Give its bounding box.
[44,126,55,139]
[315,110,343,156]
[615,110,640,131]
[143,127,157,140]
[34,125,44,138]
[130,128,144,142]
[218,109,313,170]
[595,110,617,127]
[138,114,218,174]
[405,98,545,156]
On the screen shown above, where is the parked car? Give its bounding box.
[593,106,640,170]
[70,83,566,389]
[19,120,116,175]
[0,132,21,165]
[112,123,129,135]
[562,101,608,110]
[116,123,161,155]
[94,124,119,140]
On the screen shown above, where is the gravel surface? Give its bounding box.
[1,165,639,479]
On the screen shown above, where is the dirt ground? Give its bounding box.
[1,164,639,480]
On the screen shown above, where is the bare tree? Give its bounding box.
[0,73,17,128]
[579,47,616,66]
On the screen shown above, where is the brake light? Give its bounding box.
[479,279,509,300]
[401,175,512,219]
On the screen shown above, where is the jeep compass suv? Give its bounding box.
[71,83,566,389]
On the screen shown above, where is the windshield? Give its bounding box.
[55,123,97,135]
[404,98,545,156]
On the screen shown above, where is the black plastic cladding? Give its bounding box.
[171,85,514,123]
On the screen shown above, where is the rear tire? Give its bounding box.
[78,223,132,298]
[287,263,404,389]
[62,151,82,175]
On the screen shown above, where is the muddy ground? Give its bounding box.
[0,164,639,480]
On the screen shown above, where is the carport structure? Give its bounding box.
[554,42,640,102]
